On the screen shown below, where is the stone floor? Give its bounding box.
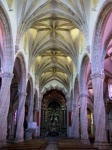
[45,136,58,150]
[45,142,58,150]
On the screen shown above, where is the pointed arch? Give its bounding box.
[79,54,90,91]
[0,3,13,72]
[91,1,112,73]
[14,52,27,92]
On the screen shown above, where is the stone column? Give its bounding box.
[73,79,80,139]
[67,97,72,137]
[33,109,38,138]
[71,102,75,137]
[71,89,75,138]
[33,108,37,122]
[74,103,80,139]
[0,72,13,148]
[26,100,34,140]
[27,88,35,123]
[8,112,15,140]
[27,102,34,122]
[15,92,27,142]
[33,92,38,138]
[37,97,42,137]
[25,86,35,140]
[91,73,108,149]
[80,93,89,144]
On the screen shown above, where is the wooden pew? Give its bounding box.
[58,139,99,150]
[0,139,47,150]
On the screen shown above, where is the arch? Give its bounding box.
[42,86,67,99]
[79,54,90,90]
[0,21,4,65]
[14,52,27,92]
[0,43,3,71]
[7,70,19,140]
[26,76,34,103]
[33,89,38,109]
[91,1,112,73]
[0,3,13,72]
[74,77,80,103]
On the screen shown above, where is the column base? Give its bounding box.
[94,141,109,149]
[0,141,6,148]
[15,138,24,143]
[81,139,90,144]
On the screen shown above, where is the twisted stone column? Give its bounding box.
[91,73,108,149]
[26,100,34,140]
[33,92,38,137]
[67,98,72,137]
[15,92,27,142]
[27,88,35,123]
[37,98,42,137]
[8,112,15,140]
[80,93,89,144]
[0,72,13,147]
[33,109,38,137]
[71,103,75,137]
[72,87,80,139]
[74,103,80,139]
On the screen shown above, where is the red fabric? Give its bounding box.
[37,111,39,126]
[69,112,72,126]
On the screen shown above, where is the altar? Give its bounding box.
[47,131,60,137]
[41,100,67,137]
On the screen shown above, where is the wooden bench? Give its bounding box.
[58,139,99,150]
[0,139,47,150]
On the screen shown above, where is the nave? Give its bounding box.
[0,1,112,150]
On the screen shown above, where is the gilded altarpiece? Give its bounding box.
[40,90,67,137]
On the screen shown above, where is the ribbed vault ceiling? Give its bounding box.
[6,0,99,94]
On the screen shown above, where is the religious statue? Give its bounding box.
[48,110,59,123]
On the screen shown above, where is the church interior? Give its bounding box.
[0,0,112,149]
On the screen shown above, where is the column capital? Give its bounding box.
[91,73,105,79]
[2,72,13,78]
[80,93,89,98]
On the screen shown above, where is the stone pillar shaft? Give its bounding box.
[80,93,89,143]
[15,92,27,142]
[92,74,108,148]
[67,98,72,137]
[8,113,15,140]
[37,99,41,136]
[73,88,80,139]
[74,104,80,139]
[26,101,34,140]
[0,72,13,147]
[27,89,35,122]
